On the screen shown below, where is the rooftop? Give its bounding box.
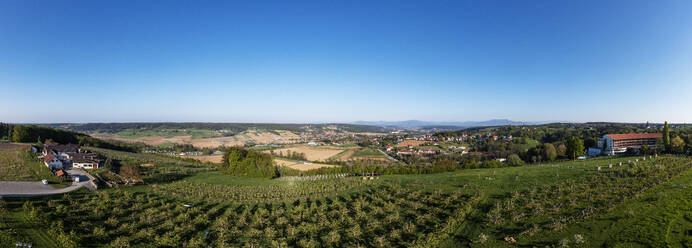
[606,133,662,140]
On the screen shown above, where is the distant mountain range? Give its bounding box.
[352,119,552,128]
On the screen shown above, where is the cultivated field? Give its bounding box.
[395,140,429,148]
[93,130,301,148]
[274,158,335,171]
[181,154,224,164]
[267,144,349,162]
[267,144,388,162]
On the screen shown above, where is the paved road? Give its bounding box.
[377,149,399,162]
[0,169,93,197]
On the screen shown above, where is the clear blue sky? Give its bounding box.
[2,0,691,123]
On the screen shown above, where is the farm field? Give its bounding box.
[268,144,388,163]
[395,140,429,148]
[267,144,350,161]
[175,152,337,170]
[182,154,224,164]
[350,147,388,160]
[3,147,692,247]
[274,158,335,171]
[93,129,301,148]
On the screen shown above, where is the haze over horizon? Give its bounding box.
[2,0,692,124]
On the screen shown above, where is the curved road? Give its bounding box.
[0,169,94,197]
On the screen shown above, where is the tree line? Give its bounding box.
[8,124,139,152]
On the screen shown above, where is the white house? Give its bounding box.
[44,154,63,170]
[69,153,101,169]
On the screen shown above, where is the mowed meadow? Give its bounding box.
[2,145,692,247]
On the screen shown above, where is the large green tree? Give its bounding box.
[671,136,685,154]
[544,143,558,161]
[662,121,670,152]
[507,154,525,166]
[566,136,585,159]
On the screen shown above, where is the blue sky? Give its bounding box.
[1,0,691,123]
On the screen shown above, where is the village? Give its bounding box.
[382,130,666,165]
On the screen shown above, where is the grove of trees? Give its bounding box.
[222,147,277,178]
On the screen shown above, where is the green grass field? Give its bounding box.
[351,147,386,158]
[93,127,223,139]
[2,149,691,247]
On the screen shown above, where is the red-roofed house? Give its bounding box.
[600,133,662,155]
[44,154,63,169]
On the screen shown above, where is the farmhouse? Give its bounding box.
[599,133,662,155]
[42,143,80,157]
[44,154,63,169]
[69,153,102,169]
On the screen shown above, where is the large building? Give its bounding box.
[599,133,662,155]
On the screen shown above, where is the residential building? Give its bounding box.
[417,148,438,154]
[44,154,63,169]
[599,133,662,155]
[43,143,80,157]
[397,149,414,155]
[69,153,102,169]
